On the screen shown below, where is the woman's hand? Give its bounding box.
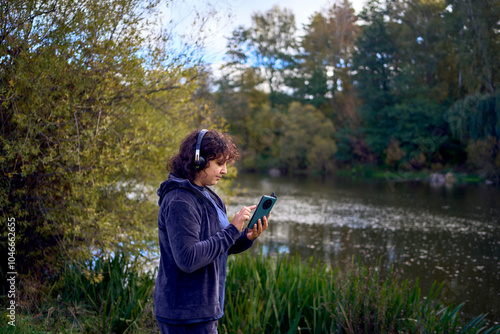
[231,205,256,232]
[246,214,269,240]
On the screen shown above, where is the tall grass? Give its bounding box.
[3,251,498,333]
[221,253,500,334]
[60,252,156,333]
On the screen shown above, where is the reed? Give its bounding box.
[221,252,500,334]
[60,252,156,333]
[4,251,499,333]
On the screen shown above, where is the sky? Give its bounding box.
[162,0,367,65]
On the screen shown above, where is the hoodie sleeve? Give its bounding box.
[228,229,255,255]
[163,197,240,273]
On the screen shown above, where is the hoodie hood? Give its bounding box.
[156,173,213,206]
[157,173,196,206]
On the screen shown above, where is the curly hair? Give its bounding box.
[167,129,239,182]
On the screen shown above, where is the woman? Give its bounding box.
[154,129,268,334]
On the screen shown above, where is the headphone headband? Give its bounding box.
[194,129,208,169]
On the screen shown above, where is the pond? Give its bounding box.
[227,173,500,325]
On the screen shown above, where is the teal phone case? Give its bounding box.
[247,194,277,229]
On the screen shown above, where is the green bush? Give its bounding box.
[466,136,500,180]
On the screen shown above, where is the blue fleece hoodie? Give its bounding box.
[154,174,254,322]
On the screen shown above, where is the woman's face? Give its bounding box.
[193,157,227,187]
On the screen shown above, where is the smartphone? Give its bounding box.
[247,193,277,229]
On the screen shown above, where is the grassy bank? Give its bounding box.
[2,252,499,333]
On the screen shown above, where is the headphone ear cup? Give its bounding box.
[197,156,206,169]
[194,129,208,169]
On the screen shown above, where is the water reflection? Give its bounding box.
[228,174,500,325]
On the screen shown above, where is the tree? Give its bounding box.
[213,67,270,170]
[0,0,216,279]
[225,5,297,107]
[352,0,398,112]
[367,98,449,169]
[299,0,359,105]
[279,102,337,174]
[393,0,456,101]
[447,92,500,142]
[350,0,462,167]
[445,0,500,95]
[465,136,500,181]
